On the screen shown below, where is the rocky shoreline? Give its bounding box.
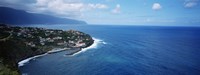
[0,24,94,75]
[18,47,84,67]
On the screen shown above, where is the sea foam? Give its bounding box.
[18,48,68,67]
[72,37,106,56]
[18,53,47,67]
[18,38,106,67]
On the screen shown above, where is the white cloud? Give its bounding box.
[34,0,109,18]
[33,0,83,18]
[184,0,199,8]
[185,2,197,8]
[152,3,162,10]
[88,3,108,9]
[111,4,121,14]
[0,0,108,19]
[36,0,48,6]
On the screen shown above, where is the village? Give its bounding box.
[0,24,93,48]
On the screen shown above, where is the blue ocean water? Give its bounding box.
[19,25,200,75]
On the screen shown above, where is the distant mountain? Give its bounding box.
[0,7,87,24]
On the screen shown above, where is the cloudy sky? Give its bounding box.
[0,0,200,25]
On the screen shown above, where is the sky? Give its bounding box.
[0,0,200,26]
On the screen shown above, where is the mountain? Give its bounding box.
[0,7,87,24]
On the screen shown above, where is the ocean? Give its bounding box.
[19,25,200,75]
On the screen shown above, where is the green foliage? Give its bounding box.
[0,31,10,39]
[0,66,19,75]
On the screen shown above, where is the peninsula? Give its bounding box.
[0,24,94,75]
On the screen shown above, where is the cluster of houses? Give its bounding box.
[2,26,88,48]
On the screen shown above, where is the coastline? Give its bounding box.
[18,48,69,67]
[0,24,95,74]
[71,37,102,56]
[18,38,100,67]
[47,48,70,54]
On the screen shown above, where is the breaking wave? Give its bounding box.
[72,37,107,56]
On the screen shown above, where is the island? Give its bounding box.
[0,24,94,75]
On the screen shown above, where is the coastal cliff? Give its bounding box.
[0,24,94,75]
[0,7,87,24]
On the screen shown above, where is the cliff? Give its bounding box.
[0,7,87,24]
